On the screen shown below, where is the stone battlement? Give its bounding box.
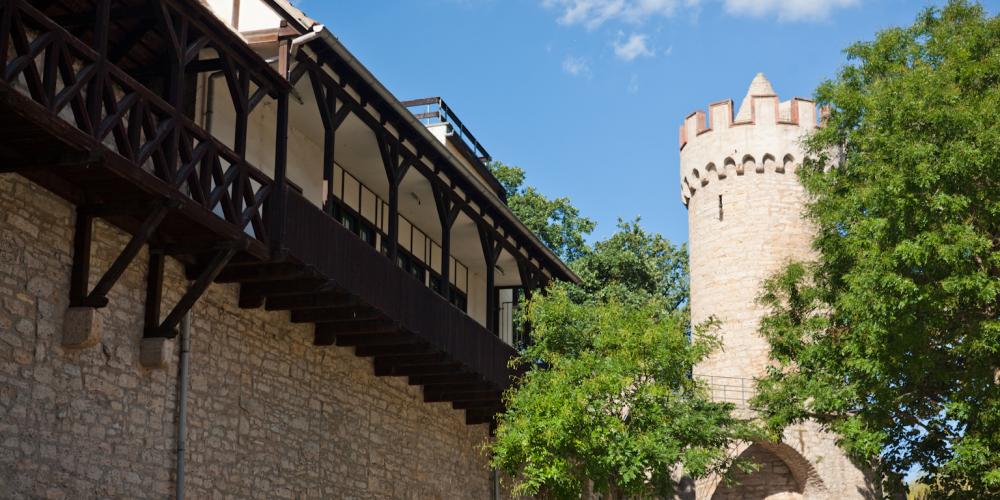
[679,96,818,152]
[678,73,823,206]
[680,150,799,206]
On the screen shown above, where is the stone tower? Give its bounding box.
[679,74,870,498]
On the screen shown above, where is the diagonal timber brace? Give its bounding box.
[68,199,177,308]
[143,241,244,339]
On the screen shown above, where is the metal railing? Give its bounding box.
[401,97,491,163]
[696,375,757,411]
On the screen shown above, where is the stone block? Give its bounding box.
[61,307,100,348]
[139,337,173,369]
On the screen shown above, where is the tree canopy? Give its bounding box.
[572,219,689,310]
[490,223,751,498]
[752,1,1000,495]
[489,160,596,262]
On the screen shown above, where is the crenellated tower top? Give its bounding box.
[678,73,821,206]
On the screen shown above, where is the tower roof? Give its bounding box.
[735,73,775,121]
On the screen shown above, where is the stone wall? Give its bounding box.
[0,173,495,499]
[711,444,801,500]
[686,167,814,380]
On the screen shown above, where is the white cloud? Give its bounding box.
[541,0,686,29]
[562,55,592,77]
[541,0,858,27]
[722,0,859,21]
[613,33,655,61]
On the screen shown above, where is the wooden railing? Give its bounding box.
[0,0,274,244]
[283,187,518,389]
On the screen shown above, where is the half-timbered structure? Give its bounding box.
[0,0,575,496]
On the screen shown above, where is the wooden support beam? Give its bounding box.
[298,309,383,326]
[422,383,494,397]
[424,390,501,404]
[408,373,483,386]
[267,291,357,312]
[375,133,413,262]
[108,18,156,64]
[145,245,240,338]
[269,90,290,256]
[78,199,159,218]
[478,223,503,333]
[214,262,308,283]
[374,352,450,368]
[238,278,331,309]
[69,211,93,307]
[354,342,433,357]
[290,306,384,324]
[143,250,165,335]
[375,362,463,378]
[50,5,150,28]
[453,400,501,410]
[71,201,173,308]
[314,319,397,335]
[186,58,224,73]
[465,408,502,425]
[432,182,462,300]
[333,332,415,347]
[0,150,98,173]
[160,240,248,256]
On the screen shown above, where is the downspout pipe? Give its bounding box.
[175,312,192,500]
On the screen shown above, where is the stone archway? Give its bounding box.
[708,441,825,500]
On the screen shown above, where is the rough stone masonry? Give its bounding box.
[680,74,873,498]
[0,172,495,499]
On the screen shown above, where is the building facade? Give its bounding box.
[0,0,577,497]
[679,74,872,498]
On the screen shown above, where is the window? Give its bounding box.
[358,224,376,247]
[396,250,428,285]
[326,189,467,314]
[429,274,468,312]
[718,195,723,221]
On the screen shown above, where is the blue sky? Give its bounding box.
[299,0,997,245]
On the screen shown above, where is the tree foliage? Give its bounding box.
[752,2,1000,495]
[490,160,596,262]
[490,224,752,498]
[572,219,689,310]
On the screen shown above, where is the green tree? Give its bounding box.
[490,224,751,498]
[752,2,1000,495]
[490,161,595,262]
[572,218,689,310]
[490,285,751,498]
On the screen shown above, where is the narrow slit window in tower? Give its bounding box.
[718,195,724,221]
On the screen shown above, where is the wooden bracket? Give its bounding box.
[143,241,243,339]
[68,199,176,308]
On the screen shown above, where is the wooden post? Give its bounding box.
[86,0,110,131]
[433,183,461,300]
[478,224,502,334]
[233,69,249,157]
[323,126,335,216]
[69,212,93,307]
[269,90,290,256]
[386,180,399,261]
[144,250,165,335]
[377,133,411,263]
